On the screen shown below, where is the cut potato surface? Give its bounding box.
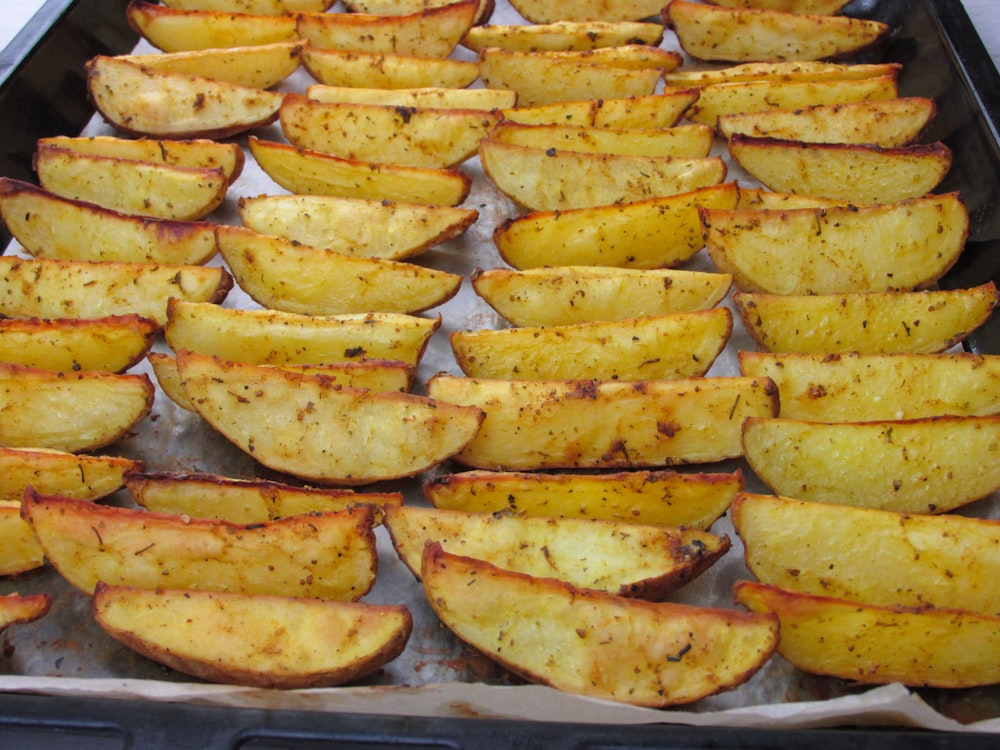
[300,47,479,90]
[0,447,139,504]
[490,121,714,158]
[462,20,664,52]
[120,42,302,90]
[500,90,699,129]
[306,84,516,111]
[665,60,900,88]
[0,501,46,576]
[126,0,298,51]
[508,0,668,22]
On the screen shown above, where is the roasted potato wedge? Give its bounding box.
[94,583,411,689]
[0,179,218,266]
[280,94,498,168]
[238,194,477,261]
[177,351,484,485]
[160,0,328,14]
[126,0,298,51]
[507,0,667,23]
[386,505,729,598]
[120,41,302,89]
[500,90,700,129]
[423,543,778,707]
[22,492,377,599]
[343,0,493,24]
[490,121,714,158]
[735,580,1000,688]
[702,193,969,294]
[424,468,743,529]
[703,0,851,11]
[248,138,471,206]
[125,470,402,523]
[451,308,732,381]
[0,594,51,629]
[426,374,778,470]
[147,352,196,410]
[728,135,952,204]
[216,225,462,315]
[480,139,727,211]
[664,60,900,88]
[664,0,889,62]
[0,363,153,453]
[737,351,1000,421]
[0,447,139,504]
[462,20,664,52]
[494,182,738,270]
[300,47,479,90]
[0,501,46,576]
[472,266,732,326]
[306,84,517,111]
[736,186,846,209]
[734,283,1000,354]
[165,300,439,368]
[87,56,284,140]
[0,257,232,326]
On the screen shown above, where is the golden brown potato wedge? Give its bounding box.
[508,0,667,23]
[0,593,51,628]
[0,179,219,266]
[0,363,153,453]
[126,0,298,51]
[216,225,462,315]
[125,470,402,523]
[717,97,936,147]
[737,351,1000,421]
[34,144,228,221]
[489,121,714,158]
[664,0,889,62]
[736,186,846,209]
[734,580,1000,688]
[426,374,778,470]
[343,0,493,24]
[306,84,517,111]
[424,468,743,529]
[160,0,320,14]
[87,56,284,140]
[0,447,139,504]
[480,139,727,211]
[300,47,480,89]
[147,352,196,410]
[279,94,498,168]
[164,299,439,368]
[500,90,700,129]
[23,491,377,599]
[178,351,484,484]
[296,0,477,56]
[704,0,850,11]
[0,257,232,326]
[664,60,900,88]
[472,266,732,326]
[94,583,411,689]
[733,493,1000,614]
[462,20,663,52]
[120,41,302,89]
[238,194,477,261]
[728,135,952,204]
[494,182,738,269]
[423,543,778,707]
[248,138,472,206]
[451,309,732,381]
[386,505,729,598]
[734,284,1000,354]
[702,193,969,294]
[0,500,46,576]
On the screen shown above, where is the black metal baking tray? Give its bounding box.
[1,0,1000,745]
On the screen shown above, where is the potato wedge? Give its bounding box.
[34,144,228,222]
[148,352,196,410]
[178,351,484,484]
[0,257,232,326]
[343,0,493,24]
[306,84,517,111]
[664,60,901,88]
[494,182,738,270]
[126,0,298,51]
[0,179,218,265]
[424,468,743,529]
[160,0,325,14]
[120,41,302,89]
[22,491,377,599]
[736,186,845,209]
[0,594,51,629]
[93,584,411,689]
[462,20,663,52]
[0,447,139,504]
[472,266,732,326]
[426,374,778,470]
[125,470,402,523]
[451,308,732,380]
[248,138,471,206]
[296,0,477,56]
[87,56,284,140]
[0,315,157,374]
[704,0,850,11]
[702,193,969,294]
[732,493,1000,614]
[664,0,889,62]
[728,135,952,204]
[717,97,936,147]
[216,225,462,315]
[507,0,667,23]
[238,195,477,261]
[0,501,46,576]
[734,580,1000,688]
[737,351,1000,421]
[422,543,778,707]
[480,139,727,211]
[500,90,700,129]
[0,363,153,453]
[300,47,480,89]
[734,284,1000,354]
[490,121,714,158]
[279,94,498,168]
[386,505,729,598]
[165,300,439,368]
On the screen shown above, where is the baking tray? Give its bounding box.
[2,0,1000,745]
